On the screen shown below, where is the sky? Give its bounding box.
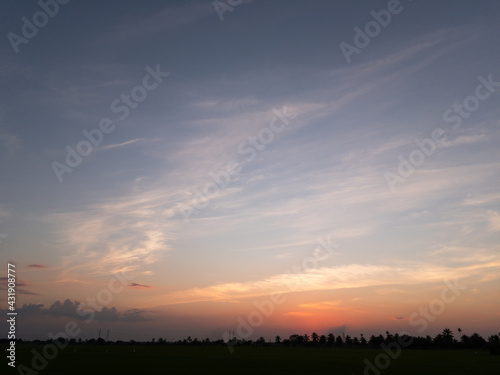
[0,0,499,342]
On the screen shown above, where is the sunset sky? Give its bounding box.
[0,0,499,342]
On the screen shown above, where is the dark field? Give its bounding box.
[3,344,499,375]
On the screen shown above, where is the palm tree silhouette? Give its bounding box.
[442,328,453,338]
[442,328,454,348]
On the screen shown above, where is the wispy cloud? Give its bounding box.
[0,130,22,158]
[283,311,316,317]
[27,264,49,269]
[46,189,180,277]
[100,138,144,151]
[100,2,214,45]
[298,301,343,310]
[487,211,500,232]
[437,134,486,149]
[0,277,39,295]
[0,205,8,223]
[462,193,500,206]
[161,259,500,304]
[128,283,152,289]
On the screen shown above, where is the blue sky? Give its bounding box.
[0,0,499,341]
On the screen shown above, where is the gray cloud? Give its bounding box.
[0,277,39,295]
[128,283,152,289]
[0,299,151,322]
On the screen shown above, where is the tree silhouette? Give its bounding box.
[461,334,470,347]
[327,333,335,346]
[8,327,496,354]
[319,335,326,345]
[360,334,367,347]
[487,334,500,355]
[469,332,486,348]
[311,332,319,345]
[442,328,454,348]
[335,335,344,347]
[385,331,393,343]
[344,335,353,346]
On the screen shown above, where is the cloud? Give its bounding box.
[100,138,149,151]
[298,300,367,314]
[0,299,151,322]
[274,252,292,259]
[101,138,141,150]
[160,259,500,304]
[0,130,22,157]
[371,139,412,155]
[27,264,49,269]
[0,277,39,295]
[326,325,348,336]
[487,211,500,232]
[128,283,152,289]
[437,134,486,149]
[15,290,40,296]
[100,2,215,45]
[462,194,500,206]
[283,311,316,317]
[48,299,82,318]
[0,205,9,223]
[15,303,45,314]
[121,308,152,322]
[375,288,406,295]
[392,317,407,320]
[46,189,178,277]
[298,301,342,310]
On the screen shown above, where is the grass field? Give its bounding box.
[3,344,499,374]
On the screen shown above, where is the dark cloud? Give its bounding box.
[0,299,151,322]
[94,306,120,321]
[392,316,407,320]
[27,264,49,269]
[128,283,152,289]
[327,325,347,336]
[0,277,39,295]
[0,277,27,287]
[122,308,152,322]
[16,303,44,314]
[17,290,40,295]
[48,299,82,318]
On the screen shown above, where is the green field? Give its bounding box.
[3,344,499,374]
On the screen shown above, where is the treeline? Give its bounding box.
[223,329,500,354]
[3,329,499,355]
